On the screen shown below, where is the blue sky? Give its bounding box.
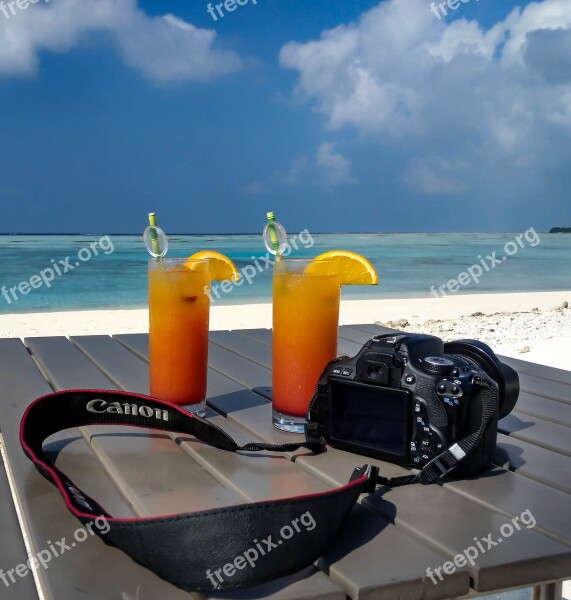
[0,0,570,234]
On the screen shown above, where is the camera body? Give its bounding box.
[307,333,518,477]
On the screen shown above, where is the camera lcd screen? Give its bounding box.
[328,381,411,458]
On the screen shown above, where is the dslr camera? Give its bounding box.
[306,334,519,477]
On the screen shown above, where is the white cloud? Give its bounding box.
[316,142,355,184]
[279,0,571,205]
[0,0,244,82]
[243,180,271,195]
[406,157,467,195]
[280,144,355,187]
[501,0,571,66]
[245,142,355,193]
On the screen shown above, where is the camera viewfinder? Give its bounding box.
[366,361,390,385]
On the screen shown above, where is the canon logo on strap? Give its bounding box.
[86,399,169,422]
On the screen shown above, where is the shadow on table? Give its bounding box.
[319,502,392,569]
[207,389,269,417]
[495,442,525,470]
[499,413,535,434]
[207,566,326,599]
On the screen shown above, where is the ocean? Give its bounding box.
[0,232,569,313]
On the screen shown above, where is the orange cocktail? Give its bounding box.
[272,258,340,432]
[149,258,210,411]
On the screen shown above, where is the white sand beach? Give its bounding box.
[1,290,570,371]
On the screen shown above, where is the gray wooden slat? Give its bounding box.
[363,478,571,593]
[113,333,149,361]
[0,436,40,600]
[343,324,393,335]
[500,412,571,457]
[197,568,345,600]
[0,339,193,599]
[233,328,272,346]
[515,392,571,427]
[85,424,243,516]
[210,330,272,368]
[336,336,364,357]
[24,336,116,390]
[70,335,150,394]
[511,375,571,405]
[179,414,332,501]
[339,324,394,343]
[442,466,571,546]
[207,343,272,388]
[42,431,136,518]
[496,434,571,495]
[498,355,571,387]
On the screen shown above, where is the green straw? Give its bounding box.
[148,213,161,257]
[266,211,281,255]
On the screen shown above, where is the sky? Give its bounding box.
[0,0,570,234]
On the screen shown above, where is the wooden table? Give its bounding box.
[0,325,570,600]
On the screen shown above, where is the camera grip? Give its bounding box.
[416,377,448,427]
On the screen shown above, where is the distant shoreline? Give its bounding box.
[0,231,563,236]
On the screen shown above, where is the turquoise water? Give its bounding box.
[0,233,569,313]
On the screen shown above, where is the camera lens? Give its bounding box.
[444,339,519,419]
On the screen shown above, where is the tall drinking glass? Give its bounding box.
[149,258,210,413]
[272,258,340,433]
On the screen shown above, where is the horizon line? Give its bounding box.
[0,230,562,236]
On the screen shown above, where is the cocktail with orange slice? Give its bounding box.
[149,251,239,413]
[272,251,378,432]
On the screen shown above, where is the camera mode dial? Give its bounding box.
[422,356,455,375]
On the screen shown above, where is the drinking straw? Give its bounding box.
[266,212,281,255]
[144,212,168,259]
[148,213,161,257]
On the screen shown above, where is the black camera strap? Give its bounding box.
[306,358,500,487]
[415,371,499,484]
[20,389,377,592]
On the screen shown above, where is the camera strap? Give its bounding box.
[415,371,499,484]
[306,358,500,487]
[20,389,377,592]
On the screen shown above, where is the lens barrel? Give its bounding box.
[443,339,519,419]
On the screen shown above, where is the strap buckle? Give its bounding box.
[350,465,379,493]
[418,454,452,485]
